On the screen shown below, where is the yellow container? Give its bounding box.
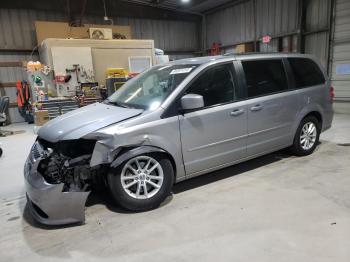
[106,68,128,78]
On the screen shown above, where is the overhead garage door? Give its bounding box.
[331,0,350,102]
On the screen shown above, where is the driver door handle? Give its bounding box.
[250,104,264,111]
[230,109,244,116]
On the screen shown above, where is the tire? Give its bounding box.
[107,154,174,211]
[290,116,321,156]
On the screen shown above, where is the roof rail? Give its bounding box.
[223,51,302,56]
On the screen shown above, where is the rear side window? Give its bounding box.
[288,58,325,88]
[241,59,288,98]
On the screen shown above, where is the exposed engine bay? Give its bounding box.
[36,138,105,192]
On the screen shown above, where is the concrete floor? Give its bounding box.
[0,114,350,262]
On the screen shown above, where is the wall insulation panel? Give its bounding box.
[205,0,255,48]
[0,8,200,52]
[205,0,299,50]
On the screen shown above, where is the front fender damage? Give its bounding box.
[88,132,155,168]
[25,130,172,226]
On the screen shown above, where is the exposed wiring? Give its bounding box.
[29,44,39,61]
[102,0,114,25]
[103,0,108,17]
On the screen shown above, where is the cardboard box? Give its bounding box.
[35,21,131,44]
[235,43,254,54]
[34,110,49,126]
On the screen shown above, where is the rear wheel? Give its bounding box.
[107,154,174,211]
[290,116,321,156]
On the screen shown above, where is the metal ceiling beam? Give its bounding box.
[0,0,201,21]
[150,0,167,4]
[203,0,249,14]
[118,0,202,15]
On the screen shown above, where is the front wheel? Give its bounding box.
[107,154,174,211]
[290,116,321,156]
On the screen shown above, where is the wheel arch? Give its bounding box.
[110,145,177,180]
[303,111,323,127]
[290,108,324,145]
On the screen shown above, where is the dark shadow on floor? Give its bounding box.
[92,150,292,213]
[85,190,133,214]
[22,203,84,230]
[173,150,291,194]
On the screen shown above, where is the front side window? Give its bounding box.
[288,58,325,88]
[185,63,239,107]
[242,59,288,98]
[107,64,198,110]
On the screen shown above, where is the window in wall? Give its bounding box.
[241,59,288,98]
[288,58,325,88]
[186,63,241,107]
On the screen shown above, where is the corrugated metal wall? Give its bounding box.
[205,0,332,69]
[205,0,299,50]
[0,8,200,123]
[304,0,331,68]
[255,0,299,37]
[305,0,330,31]
[331,0,350,102]
[206,0,255,48]
[0,8,200,52]
[305,31,329,67]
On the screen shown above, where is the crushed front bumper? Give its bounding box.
[24,152,90,226]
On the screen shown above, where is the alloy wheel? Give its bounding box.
[120,156,164,199]
[300,122,317,150]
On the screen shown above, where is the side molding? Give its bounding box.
[110,146,166,168]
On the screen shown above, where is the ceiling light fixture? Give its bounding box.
[181,0,190,3]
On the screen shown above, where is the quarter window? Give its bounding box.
[288,58,325,88]
[242,59,288,98]
[186,63,240,107]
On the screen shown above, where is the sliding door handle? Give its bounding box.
[230,109,244,116]
[250,104,264,111]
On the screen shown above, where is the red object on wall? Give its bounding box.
[210,42,221,56]
[16,81,30,108]
[55,75,66,83]
[262,35,272,43]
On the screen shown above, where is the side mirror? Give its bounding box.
[181,94,204,111]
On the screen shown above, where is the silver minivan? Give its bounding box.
[24,53,333,225]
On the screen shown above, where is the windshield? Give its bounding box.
[106,64,198,110]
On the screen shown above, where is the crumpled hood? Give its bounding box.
[38,103,143,142]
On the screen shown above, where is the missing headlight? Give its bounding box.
[37,138,104,192]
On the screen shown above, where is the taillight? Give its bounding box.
[330,86,335,100]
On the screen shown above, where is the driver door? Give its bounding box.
[179,62,248,175]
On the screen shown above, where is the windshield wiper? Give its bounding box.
[104,99,129,108]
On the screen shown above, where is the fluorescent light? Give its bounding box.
[181,0,190,3]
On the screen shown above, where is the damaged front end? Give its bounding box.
[24,138,105,225]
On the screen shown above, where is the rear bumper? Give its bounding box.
[24,156,90,226]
